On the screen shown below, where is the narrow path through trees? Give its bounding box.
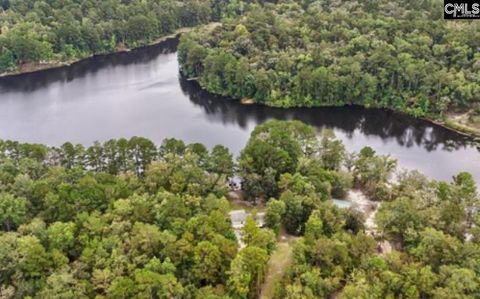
[259,239,295,299]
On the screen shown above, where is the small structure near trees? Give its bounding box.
[229,210,265,229]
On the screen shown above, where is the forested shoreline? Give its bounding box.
[1,0,480,297]
[0,120,479,298]
[0,25,190,77]
[2,0,480,136]
[0,0,245,75]
[178,0,480,136]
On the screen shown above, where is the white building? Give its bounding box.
[229,210,266,249]
[229,210,248,229]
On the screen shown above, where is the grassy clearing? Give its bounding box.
[227,191,266,212]
[228,200,266,213]
[260,240,295,299]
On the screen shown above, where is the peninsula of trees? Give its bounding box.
[2,0,479,134]
[0,120,479,298]
[178,0,480,135]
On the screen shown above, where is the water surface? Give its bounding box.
[0,37,479,184]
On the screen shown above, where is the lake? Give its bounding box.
[0,37,479,185]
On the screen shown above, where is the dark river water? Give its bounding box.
[0,37,479,184]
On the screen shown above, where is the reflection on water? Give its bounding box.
[180,75,473,152]
[0,38,178,93]
[0,36,478,185]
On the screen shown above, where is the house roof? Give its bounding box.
[229,210,247,226]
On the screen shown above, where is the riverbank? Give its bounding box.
[188,77,480,140]
[0,22,221,78]
[1,34,478,186]
[442,112,480,139]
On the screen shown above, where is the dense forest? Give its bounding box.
[3,0,480,132]
[178,0,480,131]
[0,0,247,73]
[1,0,480,297]
[0,120,479,298]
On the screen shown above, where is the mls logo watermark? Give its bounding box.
[444,0,480,19]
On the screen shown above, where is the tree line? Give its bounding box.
[268,169,480,298]
[0,134,276,298]
[179,0,480,120]
[0,0,248,72]
[1,120,479,298]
